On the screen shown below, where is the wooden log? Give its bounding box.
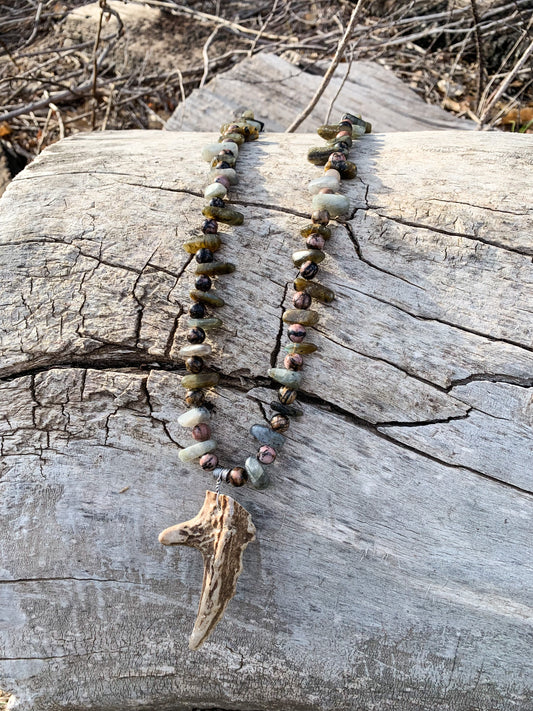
[0,129,532,711]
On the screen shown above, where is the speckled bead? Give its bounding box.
[219,132,245,146]
[299,261,319,280]
[199,452,218,470]
[211,152,236,168]
[288,323,306,342]
[192,423,211,441]
[268,367,303,388]
[324,156,357,179]
[311,193,350,217]
[202,219,218,234]
[187,317,223,330]
[229,467,247,486]
[178,439,217,463]
[284,352,304,370]
[278,386,297,405]
[311,209,330,225]
[245,456,269,489]
[292,249,325,267]
[257,445,276,464]
[250,423,286,449]
[195,275,212,292]
[187,327,206,344]
[208,167,238,185]
[185,389,206,407]
[220,122,259,140]
[284,342,318,355]
[293,276,335,303]
[179,343,212,358]
[177,406,210,428]
[190,289,225,307]
[185,356,204,373]
[270,400,303,417]
[181,372,220,390]
[283,308,319,326]
[293,291,312,309]
[300,223,331,239]
[195,248,214,263]
[306,234,326,250]
[202,205,244,225]
[195,261,236,276]
[270,414,290,433]
[183,233,221,253]
[189,302,206,319]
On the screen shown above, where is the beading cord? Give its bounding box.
[175,110,371,492]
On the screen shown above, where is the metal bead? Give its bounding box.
[212,466,231,483]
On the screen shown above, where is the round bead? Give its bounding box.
[284,352,303,370]
[306,234,325,250]
[215,175,231,189]
[299,261,319,280]
[185,389,206,407]
[199,453,218,470]
[229,467,247,487]
[293,291,312,309]
[202,218,218,234]
[213,160,231,170]
[278,386,297,405]
[209,197,225,208]
[257,445,276,464]
[288,323,306,343]
[196,248,214,263]
[319,187,334,194]
[311,209,330,225]
[192,423,211,441]
[187,327,206,344]
[185,356,204,373]
[189,302,206,319]
[195,275,212,292]
[270,414,289,433]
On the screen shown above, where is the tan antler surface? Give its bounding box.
[159,491,256,650]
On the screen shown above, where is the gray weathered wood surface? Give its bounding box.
[167,53,474,133]
[0,129,532,711]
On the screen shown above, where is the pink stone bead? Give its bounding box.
[288,323,306,343]
[257,445,276,464]
[215,175,231,189]
[306,234,325,250]
[284,353,303,370]
[336,130,351,139]
[199,452,218,470]
[192,423,211,441]
[319,187,334,194]
[293,291,312,309]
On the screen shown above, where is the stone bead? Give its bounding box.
[195,261,236,276]
[185,389,206,407]
[284,352,304,370]
[324,157,357,180]
[178,439,217,463]
[204,182,227,200]
[190,289,225,307]
[288,323,306,342]
[250,423,286,449]
[202,219,218,234]
[178,343,212,358]
[245,118,264,132]
[195,275,212,292]
[185,356,204,373]
[270,400,303,417]
[187,317,223,330]
[189,302,206,319]
[208,167,238,185]
[220,122,259,140]
[177,406,211,428]
[292,249,325,267]
[257,445,276,465]
[215,175,231,190]
[283,308,319,326]
[270,414,290,433]
[181,372,220,390]
[245,456,269,489]
[299,261,319,280]
[284,342,318,355]
[229,467,247,487]
[312,193,350,217]
[211,153,236,168]
[342,113,371,133]
[300,223,331,239]
[192,423,211,441]
[306,234,325,250]
[307,146,336,165]
[202,141,238,161]
[199,452,218,470]
[307,175,340,194]
[182,233,221,253]
[220,132,245,146]
[195,248,214,263]
[268,367,303,388]
[333,132,352,148]
[294,276,335,303]
[202,205,244,225]
[187,327,206,344]
[293,291,312,310]
[311,209,330,225]
[278,387,297,405]
[316,123,366,140]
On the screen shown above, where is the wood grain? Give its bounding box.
[0,129,531,711]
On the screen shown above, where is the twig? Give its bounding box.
[470,0,486,109]
[91,0,106,129]
[23,0,43,47]
[200,27,219,89]
[176,67,186,104]
[248,0,280,56]
[324,55,353,125]
[285,0,364,133]
[101,86,114,130]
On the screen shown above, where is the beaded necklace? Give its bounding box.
[158,109,371,651]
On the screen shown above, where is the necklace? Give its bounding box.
[158,109,370,650]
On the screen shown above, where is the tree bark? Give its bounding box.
[0,130,532,711]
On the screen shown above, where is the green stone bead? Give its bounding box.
[220,122,259,140]
[245,456,269,490]
[195,261,236,276]
[190,289,225,307]
[283,309,319,326]
[211,154,236,168]
[307,146,336,165]
[293,276,335,304]
[202,205,244,225]
[267,368,303,388]
[292,249,325,267]
[181,372,219,390]
[219,132,245,145]
[179,439,217,463]
[187,317,223,330]
[284,342,318,355]
[316,123,368,140]
[300,223,331,240]
[182,234,222,254]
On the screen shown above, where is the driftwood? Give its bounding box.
[0,128,532,711]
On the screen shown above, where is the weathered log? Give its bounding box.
[0,129,532,711]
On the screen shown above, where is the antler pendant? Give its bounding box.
[158,490,256,650]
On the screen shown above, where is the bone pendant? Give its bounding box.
[158,490,256,650]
